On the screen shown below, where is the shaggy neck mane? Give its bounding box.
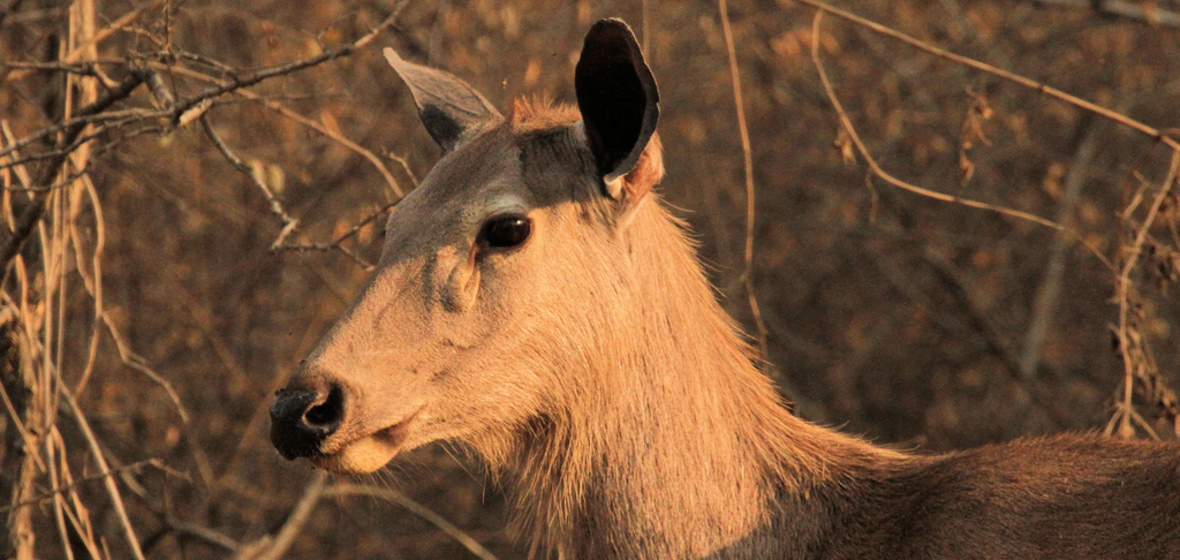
[472,104,901,557]
[455,100,901,559]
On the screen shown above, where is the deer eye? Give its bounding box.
[479,215,532,249]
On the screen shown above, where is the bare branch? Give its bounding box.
[60,387,146,560]
[171,522,238,552]
[199,114,299,249]
[259,99,405,198]
[274,240,376,270]
[159,61,408,199]
[202,109,394,271]
[1,3,411,278]
[1114,151,1180,437]
[1,114,161,173]
[326,483,501,560]
[807,11,1113,269]
[233,472,327,560]
[786,0,1180,154]
[274,202,395,270]
[0,107,157,162]
[0,69,145,278]
[0,459,163,514]
[718,0,769,362]
[142,520,239,555]
[167,8,404,126]
[3,2,160,83]
[0,60,101,76]
[386,151,420,187]
[1020,118,1103,381]
[97,310,191,423]
[140,67,173,109]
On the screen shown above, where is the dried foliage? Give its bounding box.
[1,0,1179,558]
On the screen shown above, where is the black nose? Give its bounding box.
[269,385,345,460]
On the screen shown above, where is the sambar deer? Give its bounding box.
[270,18,1180,560]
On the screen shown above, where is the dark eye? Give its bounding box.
[479,215,532,249]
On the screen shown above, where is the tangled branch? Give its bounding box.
[798,0,1180,437]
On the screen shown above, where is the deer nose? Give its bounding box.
[269,385,345,460]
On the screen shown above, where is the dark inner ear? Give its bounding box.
[575,19,659,183]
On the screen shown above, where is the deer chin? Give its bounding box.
[311,414,418,474]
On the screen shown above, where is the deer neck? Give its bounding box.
[496,197,896,559]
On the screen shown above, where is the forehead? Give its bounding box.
[381,113,593,251]
[416,127,522,209]
[416,109,593,203]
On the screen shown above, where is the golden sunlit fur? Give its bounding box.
[510,97,582,134]
[279,92,1180,560]
[429,101,907,558]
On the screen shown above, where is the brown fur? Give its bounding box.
[280,96,1180,559]
[455,104,1180,559]
[511,97,583,133]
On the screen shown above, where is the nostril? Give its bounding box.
[303,386,343,429]
[269,384,346,460]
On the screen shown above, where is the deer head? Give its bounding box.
[269,18,663,474]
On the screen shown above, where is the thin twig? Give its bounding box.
[142,519,240,555]
[1117,152,1178,302]
[2,4,409,276]
[326,483,501,560]
[99,309,191,422]
[203,109,393,269]
[387,151,420,187]
[0,60,100,75]
[199,113,299,249]
[170,521,240,552]
[169,49,240,75]
[275,241,376,270]
[1114,151,1180,436]
[1020,117,1102,380]
[1,112,162,172]
[718,0,769,360]
[259,100,404,198]
[0,347,46,472]
[919,246,1024,380]
[47,439,74,560]
[0,107,159,162]
[157,61,407,199]
[274,202,396,270]
[0,459,163,514]
[199,101,381,269]
[167,8,403,124]
[786,0,1180,154]
[807,11,1113,270]
[2,2,156,83]
[60,386,147,560]
[234,472,327,560]
[0,70,145,277]
[47,39,86,532]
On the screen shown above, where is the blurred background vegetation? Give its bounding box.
[2,0,1179,558]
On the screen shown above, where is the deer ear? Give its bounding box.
[575,18,661,201]
[384,48,503,153]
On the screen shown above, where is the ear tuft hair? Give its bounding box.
[620,133,664,203]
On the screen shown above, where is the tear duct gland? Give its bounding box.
[270,18,1180,560]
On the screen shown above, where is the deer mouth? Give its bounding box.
[310,412,419,474]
